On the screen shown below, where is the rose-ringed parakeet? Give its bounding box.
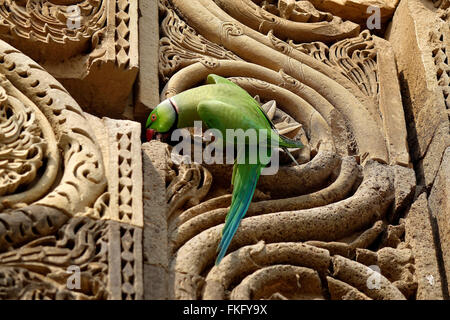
[146,74,303,265]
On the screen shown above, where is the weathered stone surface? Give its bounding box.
[374,36,410,167]
[405,193,444,299]
[85,116,145,299]
[0,0,139,118]
[0,41,145,300]
[309,0,399,25]
[392,165,416,219]
[108,221,144,300]
[419,124,450,188]
[327,277,371,300]
[387,0,450,188]
[142,141,169,300]
[135,0,161,121]
[332,255,406,300]
[231,265,324,299]
[104,119,144,227]
[387,0,449,299]
[1,0,449,301]
[428,147,450,294]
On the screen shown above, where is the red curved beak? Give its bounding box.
[146,129,156,142]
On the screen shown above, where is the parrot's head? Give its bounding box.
[146,98,177,141]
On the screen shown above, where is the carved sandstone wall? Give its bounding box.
[0,0,448,300]
[0,0,139,118]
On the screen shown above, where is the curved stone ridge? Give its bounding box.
[0,0,139,119]
[0,83,47,198]
[138,0,424,301]
[0,38,143,300]
[0,40,107,215]
[0,0,448,301]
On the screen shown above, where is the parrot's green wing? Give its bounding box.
[216,148,264,265]
[206,74,241,89]
[196,98,266,265]
[206,74,304,151]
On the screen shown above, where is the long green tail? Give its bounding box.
[215,158,263,265]
[278,134,304,149]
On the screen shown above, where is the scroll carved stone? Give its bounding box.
[0,41,106,216]
[389,0,449,297]
[0,216,109,300]
[135,0,439,301]
[0,0,139,118]
[293,30,379,99]
[0,0,448,302]
[0,83,50,201]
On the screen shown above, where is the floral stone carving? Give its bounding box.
[0,39,143,300]
[0,0,449,301]
[0,0,139,118]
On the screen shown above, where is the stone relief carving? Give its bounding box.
[135,0,445,301]
[293,31,379,99]
[389,0,449,297]
[0,217,109,300]
[0,0,448,301]
[432,18,449,113]
[0,0,139,118]
[0,37,143,299]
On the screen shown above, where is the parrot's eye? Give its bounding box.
[151,114,157,122]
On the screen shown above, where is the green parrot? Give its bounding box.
[146,74,303,265]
